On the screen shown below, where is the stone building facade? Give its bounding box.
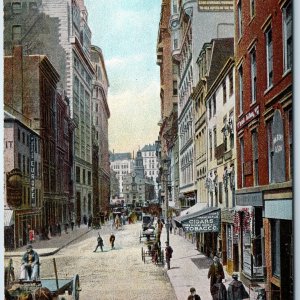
[171,0,234,207]
[122,150,155,208]
[4,112,42,249]
[110,153,134,199]
[141,143,159,198]
[90,45,110,215]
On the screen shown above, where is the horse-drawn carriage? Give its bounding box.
[141,242,164,265]
[139,228,156,243]
[5,258,81,300]
[139,229,163,265]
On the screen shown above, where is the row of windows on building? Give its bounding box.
[93,86,104,100]
[237,1,292,115]
[239,108,292,188]
[75,166,92,185]
[74,56,92,86]
[116,170,158,176]
[208,123,234,161]
[16,128,40,154]
[179,108,193,147]
[142,151,156,157]
[11,1,38,15]
[143,158,156,163]
[205,71,234,119]
[112,164,130,170]
[17,152,41,178]
[22,186,41,208]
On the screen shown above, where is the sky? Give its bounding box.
[84,0,162,154]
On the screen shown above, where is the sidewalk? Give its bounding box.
[160,229,259,300]
[4,225,92,258]
[160,229,230,300]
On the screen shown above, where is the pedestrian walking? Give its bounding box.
[115,215,120,230]
[93,233,104,252]
[64,223,69,234]
[88,215,92,228]
[169,221,173,234]
[227,273,249,300]
[151,242,159,265]
[76,216,81,228]
[109,232,116,249]
[71,220,75,231]
[156,219,163,246]
[208,256,225,290]
[211,275,227,300]
[164,241,173,270]
[83,215,87,225]
[57,223,61,236]
[187,287,201,300]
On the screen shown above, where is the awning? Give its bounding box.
[179,202,207,216]
[4,210,14,227]
[174,206,221,233]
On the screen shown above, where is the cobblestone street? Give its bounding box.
[9,223,177,300]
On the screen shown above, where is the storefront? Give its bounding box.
[174,206,221,257]
[221,209,235,274]
[235,192,264,281]
[264,196,293,300]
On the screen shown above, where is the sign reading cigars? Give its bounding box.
[182,210,220,233]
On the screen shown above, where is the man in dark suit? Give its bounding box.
[208,256,225,290]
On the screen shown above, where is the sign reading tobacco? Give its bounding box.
[6,168,22,207]
[182,210,220,233]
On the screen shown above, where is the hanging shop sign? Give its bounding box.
[30,134,36,207]
[236,104,259,131]
[6,168,22,207]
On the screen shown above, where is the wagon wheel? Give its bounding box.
[72,274,81,300]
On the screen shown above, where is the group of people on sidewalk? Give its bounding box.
[205,256,249,300]
[187,269,249,300]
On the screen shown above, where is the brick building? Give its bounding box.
[4,46,74,247]
[4,0,96,225]
[234,0,292,298]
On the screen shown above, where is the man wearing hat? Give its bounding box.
[187,287,201,300]
[20,245,40,281]
[164,241,173,270]
[227,273,249,300]
[208,256,225,290]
